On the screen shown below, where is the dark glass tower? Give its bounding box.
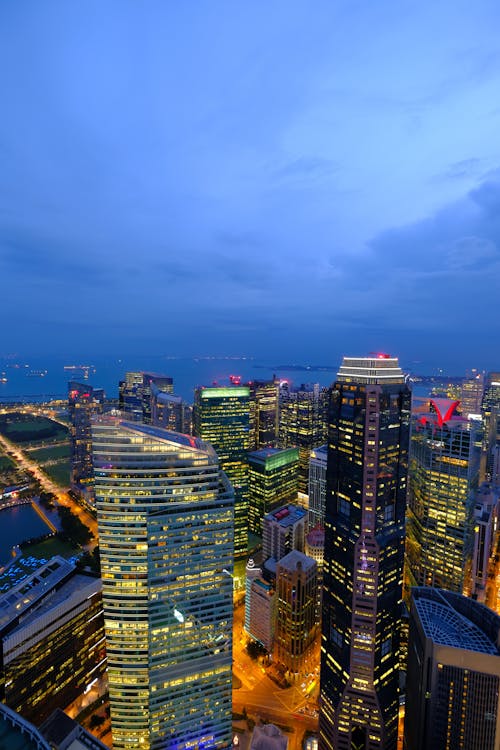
[319,356,411,750]
[193,385,250,558]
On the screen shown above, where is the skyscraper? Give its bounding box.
[278,383,328,495]
[247,447,299,536]
[68,381,105,501]
[248,379,279,449]
[405,587,500,750]
[319,356,411,750]
[92,417,234,750]
[193,385,250,558]
[406,398,481,593]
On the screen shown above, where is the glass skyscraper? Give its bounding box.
[193,386,250,558]
[319,356,411,750]
[406,398,481,594]
[92,417,234,750]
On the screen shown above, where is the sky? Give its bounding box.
[1,0,500,372]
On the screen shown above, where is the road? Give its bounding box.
[0,431,98,542]
[232,603,319,748]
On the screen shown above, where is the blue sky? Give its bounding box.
[1,1,500,372]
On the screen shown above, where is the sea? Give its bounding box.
[0,354,345,405]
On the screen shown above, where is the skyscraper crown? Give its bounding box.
[337,355,405,384]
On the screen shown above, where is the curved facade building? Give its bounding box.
[92,417,234,750]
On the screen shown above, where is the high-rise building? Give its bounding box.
[0,556,105,726]
[275,550,318,675]
[308,444,328,528]
[68,381,105,500]
[470,482,500,605]
[405,587,500,750]
[278,384,329,494]
[248,379,279,449]
[406,398,481,594]
[460,370,484,418]
[248,447,299,536]
[150,387,187,433]
[193,385,250,558]
[246,577,276,653]
[262,504,306,563]
[319,355,411,750]
[482,372,500,481]
[92,417,234,750]
[118,372,174,424]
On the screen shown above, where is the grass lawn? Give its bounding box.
[28,444,71,462]
[0,413,68,445]
[0,454,15,472]
[22,536,80,560]
[42,463,71,487]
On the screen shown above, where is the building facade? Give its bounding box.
[0,557,105,726]
[68,381,105,499]
[249,379,280,449]
[275,550,317,674]
[406,398,481,594]
[93,417,234,750]
[308,444,328,528]
[405,587,500,750]
[193,385,250,558]
[278,384,329,494]
[248,448,299,536]
[262,504,306,563]
[319,356,411,750]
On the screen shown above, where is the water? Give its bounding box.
[0,504,52,565]
[0,355,339,404]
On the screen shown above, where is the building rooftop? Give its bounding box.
[0,704,50,750]
[40,708,108,750]
[413,588,500,655]
[264,504,306,527]
[6,572,100,637]
[93,415,216,457]
[306,526,325,546]
[310,445,328,461]
[248,447,299,469]
[278,549,316,573]
[0,556,75,632]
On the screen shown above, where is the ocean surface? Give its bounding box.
[0,355,342,404]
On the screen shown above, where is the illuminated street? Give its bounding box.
[232,602,319,749]
[0,429,98,542]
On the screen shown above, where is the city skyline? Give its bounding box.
[1,2,500,370]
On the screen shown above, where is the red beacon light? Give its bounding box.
[376,353,391,359]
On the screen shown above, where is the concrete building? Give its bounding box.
[248,448,299,536]
[275,550,317,674]
[262,504,306,563]
[405,587,500,750]
[93,417,234,750]
[470,482,500,603]
[247,577,276,653]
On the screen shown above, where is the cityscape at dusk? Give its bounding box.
[1,2,500,750]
